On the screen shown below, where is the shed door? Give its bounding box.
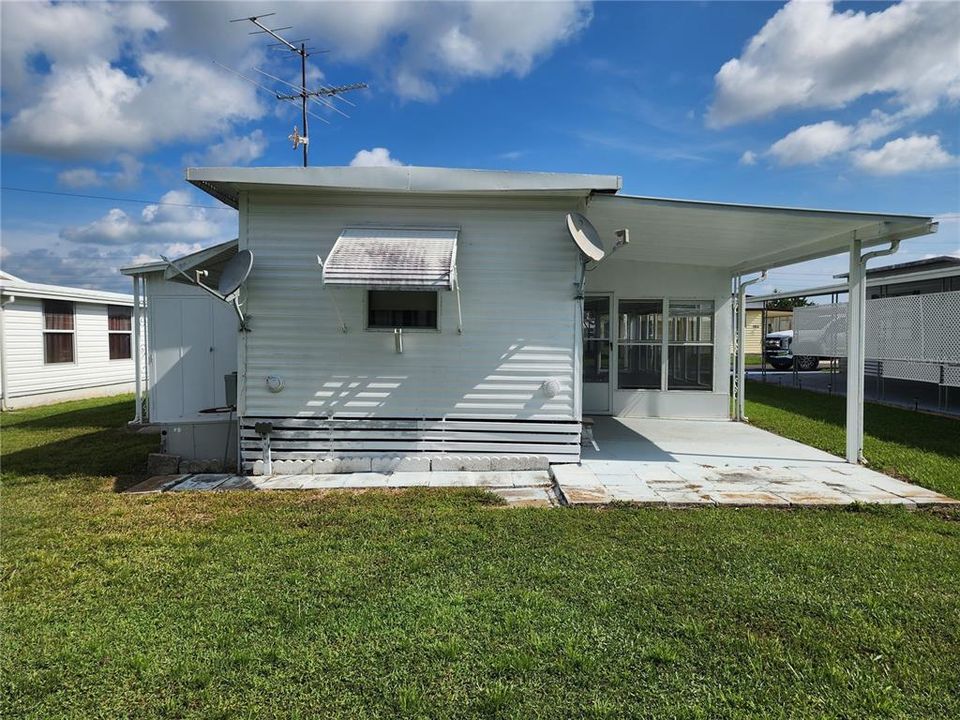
[582,295,611,413]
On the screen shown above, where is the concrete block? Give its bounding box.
[252,460,265,476]
[272,459,313,475]
[430,455,492,472]
[179,458,223,474]
[371,455,431,473]
[147,453,181,476]
[314,457,372,474]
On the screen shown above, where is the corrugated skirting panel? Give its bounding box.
[240,417,582,471]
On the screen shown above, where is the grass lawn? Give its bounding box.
[3,396,960,719]
[745,381,960,499]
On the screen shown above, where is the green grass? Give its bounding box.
[3,396,960,719]
[745,381,960,499]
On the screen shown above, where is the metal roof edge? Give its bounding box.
[0,279,133,305]
[121,238,240,276]
[597,192,934,224]
[186,166,621,202]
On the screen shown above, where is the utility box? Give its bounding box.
[225,372,237,408]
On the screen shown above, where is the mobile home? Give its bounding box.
[0,271,140,409]
[122,165,935,472]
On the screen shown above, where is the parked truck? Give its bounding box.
[763,330,820,371]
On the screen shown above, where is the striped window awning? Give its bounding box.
[321,227,459,291]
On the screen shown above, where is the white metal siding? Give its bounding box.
[145,276,238,422]
[242,193,580,422]
[1,297,137,400]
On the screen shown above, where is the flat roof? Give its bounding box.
[0,276,133,305]
[187,165,623,208]
[834,255,960,280]
[184,164,936,274]
[586,194,935,273]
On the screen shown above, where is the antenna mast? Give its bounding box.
[229,12,368,167]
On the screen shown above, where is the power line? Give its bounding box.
[0,186,236,211]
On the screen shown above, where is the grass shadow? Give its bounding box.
[2,396,155,483]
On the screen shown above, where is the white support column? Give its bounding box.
[845,238,865,463]
[132,275,143,424]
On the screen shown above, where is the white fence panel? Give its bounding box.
[793,291,960,364]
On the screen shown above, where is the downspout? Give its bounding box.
[845,238,900,463]
[131,275,142,424]
[0,294,15,411]
[735,271,767,421]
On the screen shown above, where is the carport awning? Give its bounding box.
[585,195,936,274]
[322,227,458,291]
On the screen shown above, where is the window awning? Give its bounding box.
[322,227,458,291]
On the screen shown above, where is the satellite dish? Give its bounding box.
[566,212,605,262]
[218,250,254,297]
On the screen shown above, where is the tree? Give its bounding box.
[764,290,813,311]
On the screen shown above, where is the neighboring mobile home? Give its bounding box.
[122,165,936,472]
[0,271,139,409]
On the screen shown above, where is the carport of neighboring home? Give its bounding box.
[579,192,935,464]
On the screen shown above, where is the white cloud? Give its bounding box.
[3,55,262,159]
[60,190,233,246]
[767,121,854,166]
[739,150,757,166]
[57,168,104,189]
[349,148,405,168]
[2,1,592,161]
[191,130,268,166]
[709,0,960,127]
[852,135,958,175]
[57,154,144,189]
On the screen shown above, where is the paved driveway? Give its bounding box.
[554,416,957,507]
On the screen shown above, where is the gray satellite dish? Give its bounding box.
[566,212,605,262]
[218,250,254,297]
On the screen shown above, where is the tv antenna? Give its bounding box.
[226,12,368,167]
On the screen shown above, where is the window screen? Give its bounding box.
[667,301,713,390]
[43,300,74,363]
[618,300,662,389]
[367,291,438,329]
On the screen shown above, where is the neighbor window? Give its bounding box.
[617,300,662,389]
[367,290,438,329]
[667,300,713,390]
[43,299,75,364]
[108,305,132,360]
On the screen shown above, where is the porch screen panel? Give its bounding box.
[668,301,713,390]
[583,296,610,383]
[618,300,662,389]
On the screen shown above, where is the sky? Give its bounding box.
[1,0,958,294]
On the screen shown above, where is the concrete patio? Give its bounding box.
[554,416,958,507]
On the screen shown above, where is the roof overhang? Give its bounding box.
[0,280,133,305]
[121,239,239,286]
[586,194,936,274]
[187,165,622,208]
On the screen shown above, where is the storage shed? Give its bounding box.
[122,165,936,471]
[0,271,140,409]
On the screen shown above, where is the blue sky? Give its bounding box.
[2,1,958,293]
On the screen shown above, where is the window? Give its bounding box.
[108,305,132,360]
[668,300,713,390]
[583,296,611,383]
[618,300,662,389]
[43,300,75,364]
[367,290,438,330]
